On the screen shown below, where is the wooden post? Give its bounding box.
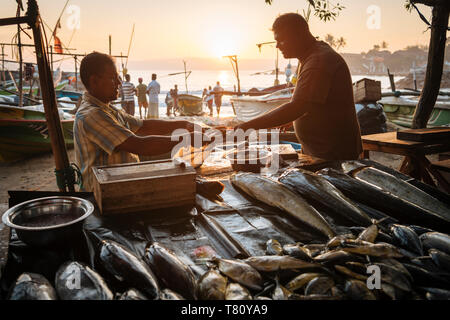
[27,0,74,192]
[50,45,53,74]
[412,1,449,129]
[74,55,78,91]
[17,7,23,107]
[109,35,112,55]
[387,68,396,93]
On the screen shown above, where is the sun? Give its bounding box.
[207,28,239,58]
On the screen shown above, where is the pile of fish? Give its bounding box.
[5,162,450,300]
[7,240,196,300]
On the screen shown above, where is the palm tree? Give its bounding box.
[324,34,336,48]
[336,37,347,51]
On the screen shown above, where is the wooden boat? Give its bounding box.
[0,80,68,96]
[0,105,74,162]
[177,94,204,116]
[230,87,294,122]
[379,96,450,128]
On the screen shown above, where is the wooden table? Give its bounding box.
[362,131,450,193]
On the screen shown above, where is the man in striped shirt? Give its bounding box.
[74,52,195,191]
[120,73,136,116]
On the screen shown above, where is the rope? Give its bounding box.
[54,163,83,191]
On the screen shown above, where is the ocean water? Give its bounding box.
[125,69,403,118]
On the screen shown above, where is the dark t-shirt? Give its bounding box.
[292,41,362,160]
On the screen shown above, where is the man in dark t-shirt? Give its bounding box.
[236,13,362,160]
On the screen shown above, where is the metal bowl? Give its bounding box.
[2,196,94,248]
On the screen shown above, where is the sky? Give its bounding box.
[0,0,434,70]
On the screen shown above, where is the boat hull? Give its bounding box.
[230,88,293,122]
[177,94,203,116]
[380,96,450,128]
[0,106,74,162]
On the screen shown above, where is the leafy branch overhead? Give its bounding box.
[265,0,345,22]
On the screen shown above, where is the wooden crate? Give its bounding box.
[92,160,196,215]
[353,78,381,103]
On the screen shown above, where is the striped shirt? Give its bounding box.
[121,81,136,101]
[74,92,143,191]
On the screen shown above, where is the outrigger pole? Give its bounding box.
[256,41,280,86]
[0,0,75,192]
[223,55,241,94]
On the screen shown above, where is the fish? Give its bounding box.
[244,256,326,273]
[282,244,312,260]
[255,296,272,300]
[408,225,436,236]
[288,293,345,300]
[55,261,113,300]
[144,242,197,299]
[215,258,263,291]
[390,224,424,255]
[429,249,450,273]
[341,243,404,258]
[8,273,57,300]
[97,240,159,300]
[351,166,450,223]
[279,168,372,227]
[317,168,448,232]
[343,262,367,275]
[225,283,253,300]
[421,287,450,300]
[302,244,327,257]
[326,234,356,249]
[334,265,367,282]
[118,289,148,300]
[230,173,336,239]
[160,289,185,300]
[375,263,412,292]
[314,250,365,266]
[340,161,369,174]
[285,273,323,292]
[420,232,450,255]
[357,224,378,243]
[196,269,228,300]
[374,258,413,283]
[344,279,377,300]
[403,263,450,289]
[272,279,292,300]
[304,276,335,296]
[266,239,283,256]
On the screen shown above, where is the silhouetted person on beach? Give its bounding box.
[74,52,195,191]
[121,73,136,116]
[147,73,160,119]
[213,81,224,116]
[235,13,362,161]
[136,77,148,119]
[172,84,179,115]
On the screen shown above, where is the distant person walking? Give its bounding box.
[172,84,179,115]
[136,77,148,119]
[205,85,214,116]
[213,81,224,116]
[121,74,136,116]
[165,91,173,116]
[147,73,161,119]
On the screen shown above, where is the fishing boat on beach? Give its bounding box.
[379,95,450,128]
[177,94,204,116]
[230,87,294,122]
[0,105,74,162]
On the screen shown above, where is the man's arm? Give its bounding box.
[116,134,182,156]
[136,119,194,136]
[236,99,312,131]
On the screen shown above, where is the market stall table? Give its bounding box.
[362,131,450,193]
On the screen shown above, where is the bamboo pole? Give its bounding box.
[27,0,74,192]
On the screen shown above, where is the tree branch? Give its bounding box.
[410,0,449,7]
